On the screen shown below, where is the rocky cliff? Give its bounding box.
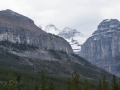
[0,10,113,78]
[80,19,120,77]
[0,9,73,54]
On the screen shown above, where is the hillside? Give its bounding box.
[0,41,112,79]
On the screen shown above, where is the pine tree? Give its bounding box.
[40,70,46,90]
[16,75,22,90]
[67,78,71,90]
[98,79,102,90]
[83,79,89,90]
[48,82,55,90]
[35,85,39,90]
[83,79,93,90]
[102,75,108,90]
[118,79,120,90]
[9,73,15,90]
[71,70,80,90]
[111,75,118,90]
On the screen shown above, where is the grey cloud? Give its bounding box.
[0,0,120,37]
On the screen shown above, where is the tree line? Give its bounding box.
[1,70,120,90]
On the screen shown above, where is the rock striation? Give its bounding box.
[80,19,120,77]
[0,9,73,54]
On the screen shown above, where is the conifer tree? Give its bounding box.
[118,79,120,90]
[35,85,39,90]
[9,73,15,90]
[83,79,91,90]
[98,79,102,90]
[40,70,46,90]
[102,75,108,90]
[67,78,71,90]
[48,82,55,90]
[71,70,80,90]
[111,75,118,90]
[16,75,22,90]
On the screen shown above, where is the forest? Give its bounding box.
[0,66,119,90]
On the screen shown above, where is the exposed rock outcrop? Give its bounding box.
[80,19,120,77]
[0,9,73,54]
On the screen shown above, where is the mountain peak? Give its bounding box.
[1,9,24,17]
[98,19,120,31]
[46,24,55,27]
[59,27,84,38]
[0,9,42,32]
[42,24,87,53]
[58,27,86,52]
[80,19,120,77]
[44,24,60,35]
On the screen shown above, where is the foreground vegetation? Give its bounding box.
[0,67,119,90]
[0,41,119,90]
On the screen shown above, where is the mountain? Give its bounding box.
[43,24,87,53]
[0,9,73,54]
[80,19,120,77]
[44,24,60,35]
[0,9,112,79]
[0,41,112,79]
[58,27,86,53]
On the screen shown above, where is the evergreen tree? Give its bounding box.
[35,85,39,90]
[71,70,80,90]
[66,78,71,90]
[40,70,46,90]
[48,82,55,90]
[111,75,118,90]
[9,73,15,90]
[102,75,108,90]
[83,79,91,90]
[16,75,22,90]
[118,79,120,90]
[98,79,102,90]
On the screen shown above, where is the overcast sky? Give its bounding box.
[0,0,120,37]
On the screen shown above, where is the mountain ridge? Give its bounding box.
[80,19,120,77]
[0,9,113,79]
[0,9,73,54]
[43,24,87,53]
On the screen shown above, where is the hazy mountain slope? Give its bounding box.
[44,24,60,35]
[0,41,112,79]
[58,27,86,52]
[43,24,87,53]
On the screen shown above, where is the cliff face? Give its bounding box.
[80,19,120,77]
[0,9,73,54]
[0,10,113,78]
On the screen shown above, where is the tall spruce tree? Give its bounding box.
[83,79,90,90]
[98,79,102,90]
[9,73,15,90]
[71,70,80,90]
[40,70,46,90]
[48,82,55,90]
[102,75,108,90]
[111,75,118,90]
[16,75,22,90]
[66,78,71,90]
[35,85,39,90]
[118,79,120,90]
